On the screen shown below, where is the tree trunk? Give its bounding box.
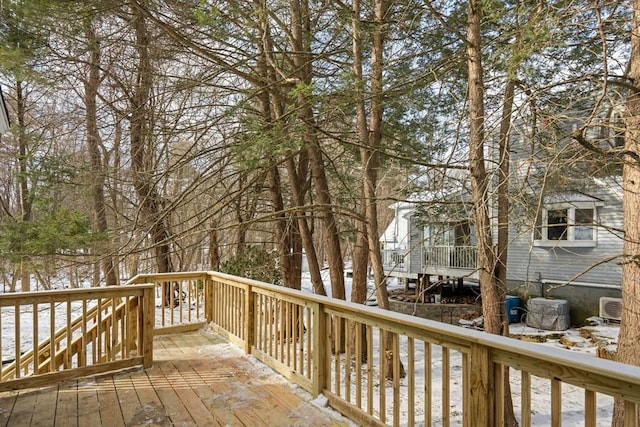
[289,0,345,301]
[466,1,515,425]
[363,0,391,313]
[234,172,251,257]
[209,226,220,270]
[350,210,369,362]
[612,1,640,424]
[129,7,172,279]
[84,19,118,286]
[254,10,311,291]
[352,0,403,379]
[267,164,296,288]
[16,81,30,224]
[289,215,303,289]
[496,79,514,295]
[16,80,31,292]
[466,0,506,337]
[496,79,519,427]
[285,155,327,295]
[351,209,369,305]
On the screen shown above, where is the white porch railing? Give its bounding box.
[424,245,477,269]
[382,249,408,272]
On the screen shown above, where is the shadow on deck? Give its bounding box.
[0,330,352,426]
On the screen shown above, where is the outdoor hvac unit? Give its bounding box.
[599,297,623,322]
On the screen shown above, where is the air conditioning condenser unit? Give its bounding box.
[599,297,622,322]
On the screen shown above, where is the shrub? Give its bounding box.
[219,245,282,285]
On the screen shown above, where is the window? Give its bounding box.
[547,209,568,240]
[534,203,598,247]
[574,208,594,240]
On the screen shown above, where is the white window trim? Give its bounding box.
[533,201,602,248]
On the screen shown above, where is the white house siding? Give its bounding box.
[0,89,9,134]
[380,203,413,250]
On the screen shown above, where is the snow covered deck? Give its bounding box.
[0,330,349,426]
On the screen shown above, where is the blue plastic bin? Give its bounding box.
[505,296,521,324]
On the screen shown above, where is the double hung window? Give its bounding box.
[535,203,598,247]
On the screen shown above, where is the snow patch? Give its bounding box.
[310,394,329,408]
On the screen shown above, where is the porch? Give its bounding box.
[382,245,479,280]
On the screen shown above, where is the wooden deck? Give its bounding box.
[0,330,352,426]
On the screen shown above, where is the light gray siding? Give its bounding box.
[506,183,623,287]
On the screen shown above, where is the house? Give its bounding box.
[381,122,625,323]
[0,87,9,134]
[381,197,478,282]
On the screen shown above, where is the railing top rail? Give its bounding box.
[125,271,640,399]
[125,271,211,284]
[0,284,155,306]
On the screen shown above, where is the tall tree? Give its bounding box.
[613,0,640,423]
[83,17,118,286]
[289,0,346,300]
[465,0,519,425]
[0,0,48,291]
[128,5,173,279]
[466,0,507,336]
[352,0,404,379]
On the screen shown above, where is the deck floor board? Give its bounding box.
[0,331,351,426]
[30,386,56,427]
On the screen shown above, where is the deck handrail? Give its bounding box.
[3,271,639,425]
[0,284,155,391]
[127,271,640,427]
[424,245,478,269]
[124,271,210,334]
[381,249,408,272]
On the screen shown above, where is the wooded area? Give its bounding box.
[0,0,638,423]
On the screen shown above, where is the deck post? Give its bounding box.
[205,276,214,324]
[243,284,254,355]
[469,342,494,426]
[127,297,138,354]
[142,285,155,368]
[311,301,327,397]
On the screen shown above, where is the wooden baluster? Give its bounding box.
[15,303,20,378]
[551,379,561,427]
[367,325,373,416]
[442,346,450,427]
[380,328,385,424]
[407,337,414,426]
[393,333,400,427]
[521,371,531,427]
[584,389,596,427]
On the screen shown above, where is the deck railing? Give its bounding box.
[0,284,155,391]
[424,245,477,270]
[383,246,478,274]
[124,271,211,335]
[130,271,640,426]
[382,249,408,272]
[3,271,640,426]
